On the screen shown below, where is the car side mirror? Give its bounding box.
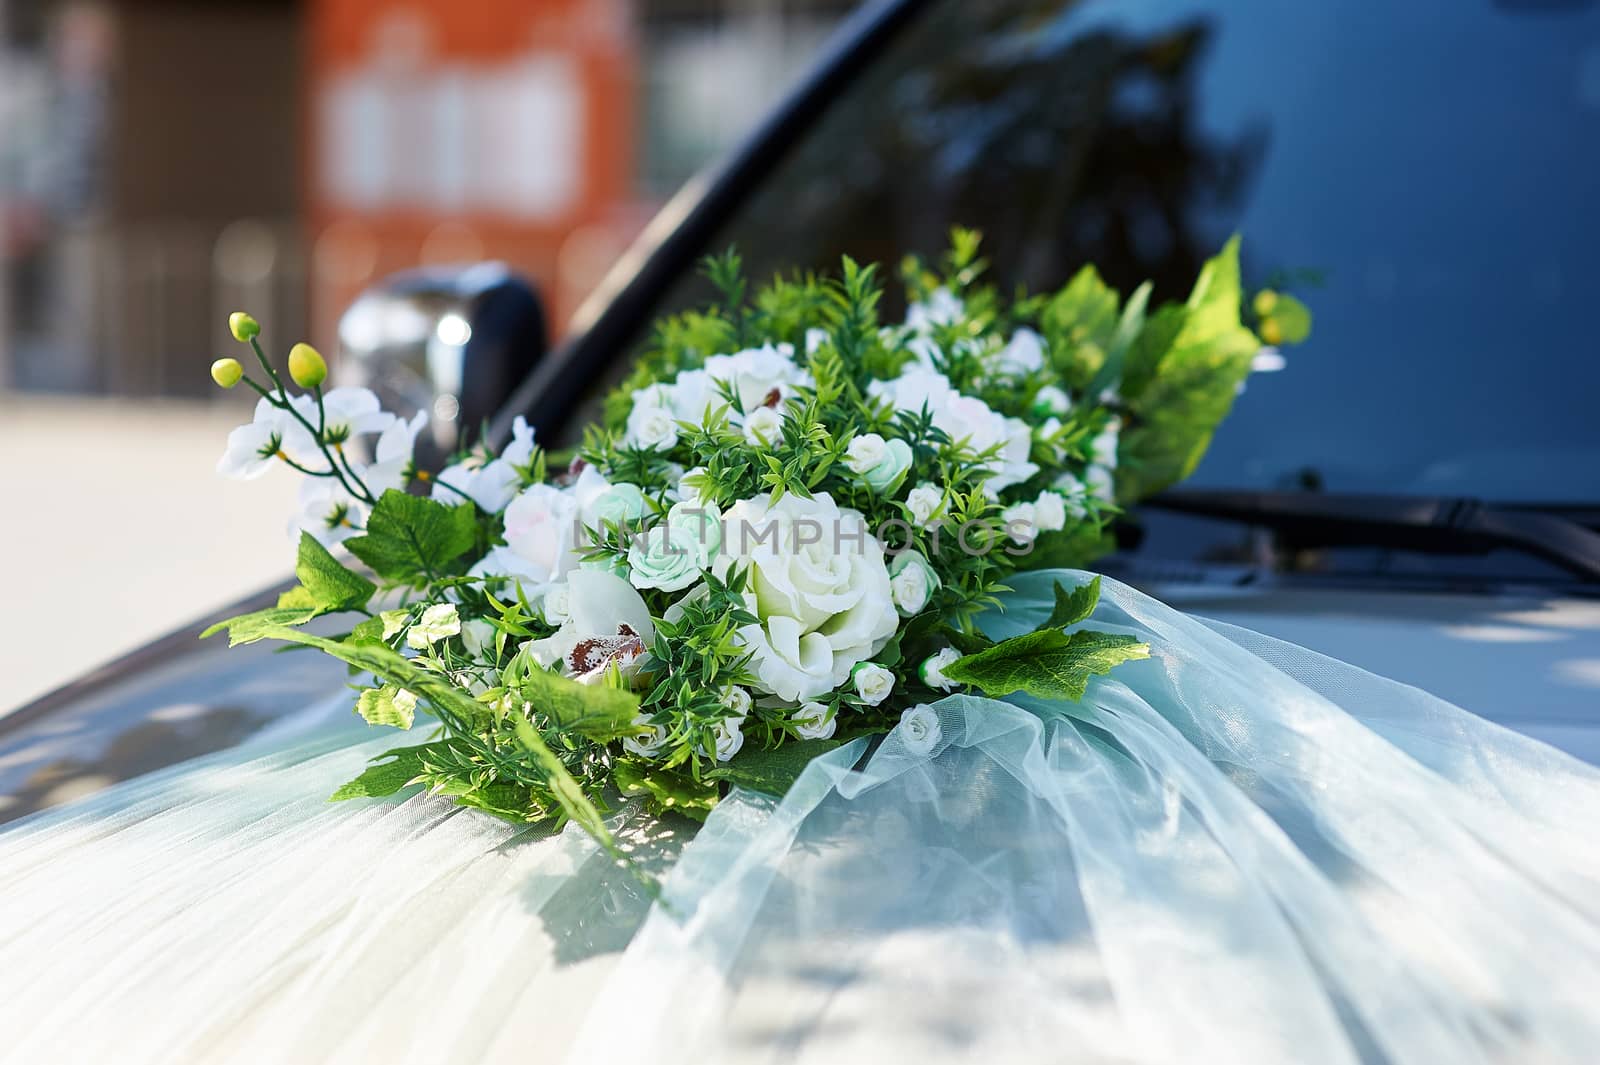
[335,263,547,467]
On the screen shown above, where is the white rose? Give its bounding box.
[1034,385,1072,416]
[1091,417,1121,468]
[898,703,942,755]
[503,484,580,585]
[1002,501,1038,545]
[995,327,1046,375]
[722,686,753,717]
[542,583,572,625]
[904,482,946,525]
[702,343,814,414]
[719,491,898,703]
[677,466,713,506]
[845,433,887,474]
[845,433,914,494]
[623,713,670,758]
[706,715,746,762]
[868,368,1038,492]
[1085,464,1116,502]
[625,403,680,451]
[792,701,837,740]
[407,603,461,649]
[1053,473,1090,518]
[852,663,895,706]
[888,551,940,616]
[743,405,784,446]
[919,648,962,692]
[906,287,963,333]
[460,618,497,658]
[1033,491,1068,533]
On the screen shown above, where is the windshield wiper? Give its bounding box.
[1146,489,1600,582]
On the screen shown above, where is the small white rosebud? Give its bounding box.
[1034,385,1072,416]
[623,713,670,758]
[722,685,753,718]
[852,662,895,706]
[1033,491,1068,533]
[888,551,940,616]
[1085,464,1116,502]
[792,701,837,740]
[460,618,497,658]
[743,406,784,447]
[542,583,572,625]
[904,482,945,525]
[919,647,962,692]
[898,703,942,756]
[706,715,746,762]
[1001,501,1038,545]
[845,433,888,475]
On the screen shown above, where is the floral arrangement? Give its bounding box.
[205,232,1308,858]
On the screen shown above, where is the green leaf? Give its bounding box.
[518,668,640,743]
[1118,236,1262,501]
[614,760,719,820]
[355,684,415,729]
[330,742,451,801]
[705,738,844,797]
[200,606,320,645]
[1044,575,1102,629]
[510,716,622,859]
[1117,303,1188,403]
[295,531,376,610]
[941,627,1150,703]
[277,585,320,610]
[344,490,477,583]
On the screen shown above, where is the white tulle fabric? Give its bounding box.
[4,571,1600,1064]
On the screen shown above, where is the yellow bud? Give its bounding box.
[229,312,261,343]
[1260,318,1283,346]
[288,342,328,389]
[210,357,244,389]
[1252,290,1279,317]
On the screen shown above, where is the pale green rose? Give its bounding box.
[844,433,914,495]
[888,551,941,616]
[588,482,650,529]
[628,502,723,592]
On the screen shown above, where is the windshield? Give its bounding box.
[624,0,1600,511]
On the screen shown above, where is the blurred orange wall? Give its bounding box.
[305,0,640,343]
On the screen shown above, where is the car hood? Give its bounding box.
[3,580,1596,826]
[1145,582,1600,765]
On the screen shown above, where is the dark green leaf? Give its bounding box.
[295,531,376,610]
[1045,576,1102,629]
[614,760,718,820]
[1118,236,1261,501]
[511,716,622,859]
[518,667,640,743]
[345,490,477,583]
[942,627,1150,702]
[329,742,452,801]
[705,738,845,797]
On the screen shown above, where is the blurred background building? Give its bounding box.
[0,0,850,711]
[0,0,853,397]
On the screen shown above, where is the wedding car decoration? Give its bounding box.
[205,233,1308,859]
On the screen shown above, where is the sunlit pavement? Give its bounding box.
[0,393,300,714]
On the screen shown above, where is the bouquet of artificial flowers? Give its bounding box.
[206,232,1307,859]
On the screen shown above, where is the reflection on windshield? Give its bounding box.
[622,0,1599,521]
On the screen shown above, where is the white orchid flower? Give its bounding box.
[526,570,656,683]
